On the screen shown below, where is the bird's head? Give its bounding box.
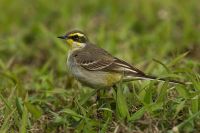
[58,30,88,49]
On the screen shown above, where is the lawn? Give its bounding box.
[0,0,200,132]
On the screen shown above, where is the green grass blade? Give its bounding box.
[170,110,200,132]
[19,106,28,133]
[100,118,110,133]
[168,52,189,67]
[24,102,43,119]
[0,93,12,111]
[0,109,16,133]
[116,87,130,120]
[60,108,83,121]
[129,106,146,122]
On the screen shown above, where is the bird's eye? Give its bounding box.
[69,34,87,43]
[73,35,79,40]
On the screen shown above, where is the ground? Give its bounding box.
[0,0,200,132]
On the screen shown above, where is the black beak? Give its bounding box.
[57,35,67,39]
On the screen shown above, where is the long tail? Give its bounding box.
[113,58,190,85]
[139,74,186,85]
[123,74,186,85]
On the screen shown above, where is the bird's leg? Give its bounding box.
[96,89,103,119]
[96,88,109,120]
[111,84,118,119]
[127,82,133,93]
[113,84,118,96]
[96,89,101,103]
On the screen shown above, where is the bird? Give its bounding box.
[58,30,185,90]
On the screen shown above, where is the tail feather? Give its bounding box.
[123,74,186,85]
[140,74,186,85]
[111,58,189,85]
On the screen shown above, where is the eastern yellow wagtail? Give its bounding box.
[58,30,184,89]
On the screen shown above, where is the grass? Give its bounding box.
[0,0,200,132]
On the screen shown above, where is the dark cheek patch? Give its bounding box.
[68,35,87,43]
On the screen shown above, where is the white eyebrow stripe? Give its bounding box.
[70,33,84,37]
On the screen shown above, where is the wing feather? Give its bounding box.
[80,59,113,70]
[74,44,145,77]
[77,55,145,77]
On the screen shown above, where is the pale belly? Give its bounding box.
[67,57,122,88]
